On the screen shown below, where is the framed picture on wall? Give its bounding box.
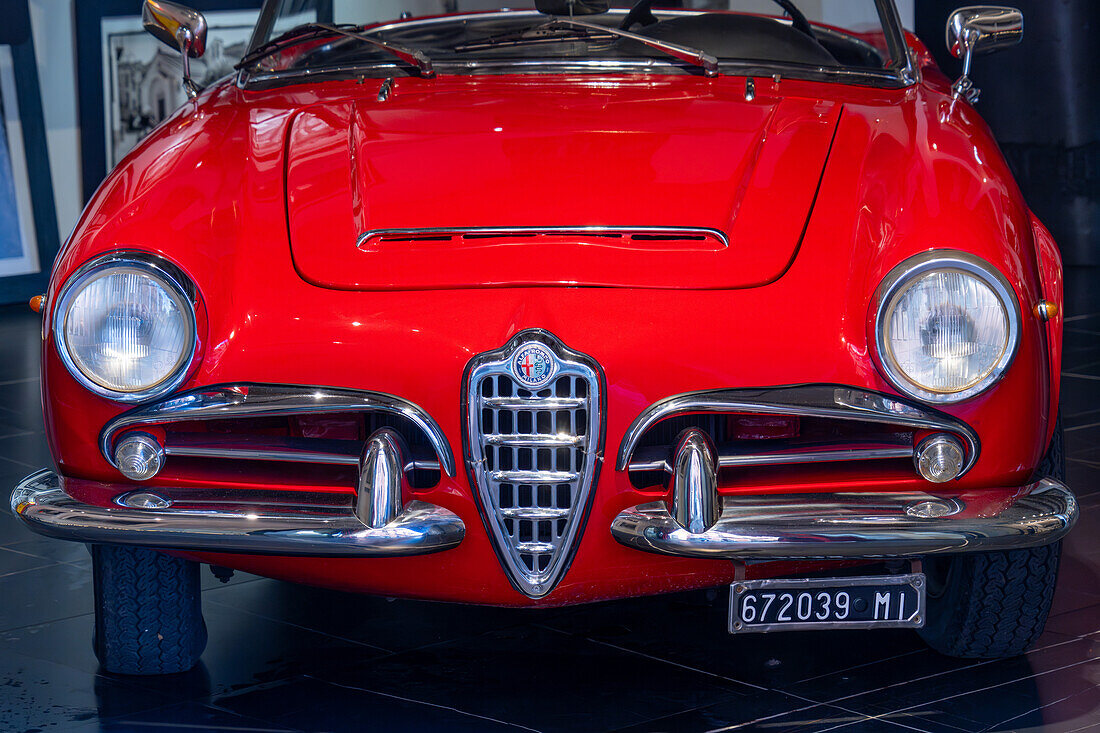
[0,0,60,305]
[75,0,264,203]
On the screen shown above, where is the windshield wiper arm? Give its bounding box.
[541,18,719,77]
[237,22,435,78]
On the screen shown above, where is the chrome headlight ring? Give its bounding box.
[52,252,199,403]
[873,250,1021,404]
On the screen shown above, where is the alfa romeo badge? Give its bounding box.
[511,342,557,389]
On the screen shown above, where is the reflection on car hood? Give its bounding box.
[285,77,841,290]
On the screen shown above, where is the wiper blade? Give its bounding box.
[237,22,435,78]
[236,23,353,69]
[538,18,719,77]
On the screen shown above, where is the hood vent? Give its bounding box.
[358,226,728,251]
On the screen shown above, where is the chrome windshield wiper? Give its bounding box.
[237,22,435,78]
[518,18,719,77]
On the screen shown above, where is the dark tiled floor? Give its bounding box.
[1,269,1098,732]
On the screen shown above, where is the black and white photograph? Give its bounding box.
[102,9,257,167]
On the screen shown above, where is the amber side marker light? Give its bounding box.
[28,295,44,313]
[1035,300,1058,321]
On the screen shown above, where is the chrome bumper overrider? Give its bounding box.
[610,479,1077,559]
[10,470,465,557]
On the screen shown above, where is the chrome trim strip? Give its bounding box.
[616,385,980,476]
[610,478,1078,559]
[243,58,909,88]
[484,396,587,409]
[356,226,729,250]
[872,250,1022,404]
[489,470,579,483]
[628,442,915,473]
[100,383,456,477]
[484,434,583,447]
[161,435,441,472]
[499,506,571,520]
[10,470,465,557]
[52,252,199,404]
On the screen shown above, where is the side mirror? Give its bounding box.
[946,6,1023,103]
[142,0,208,99]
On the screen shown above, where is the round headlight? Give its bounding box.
[874,252,1019,403]
[54,255,196,402]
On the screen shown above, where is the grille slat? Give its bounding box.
[499,506,571,519]
[484,397,586,410]
[484,434,583,447]
[466,332,602,598]
[491,470,579,483]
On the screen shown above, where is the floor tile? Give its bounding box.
[92,701,303,733]
[611,700,935,733]
[278,624,765,732]
[0,560,93,631]
[0,429,51,468]
[2,600,390,701]
[203,577,549,654]
[6,536,93,568]
[541,587,929,691]
[0,651,177,732]
[826,635,1100,732]
[0,545,55,576]
[216,675,533,732]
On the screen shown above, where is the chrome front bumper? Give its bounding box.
[11,470,1077,562]
[611,478,1078,559]
[10,470,465,557]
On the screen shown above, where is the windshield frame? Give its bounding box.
[240,1,917,90]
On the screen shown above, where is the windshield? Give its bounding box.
[244,1,911,86]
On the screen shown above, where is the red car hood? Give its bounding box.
[285,77,841,290]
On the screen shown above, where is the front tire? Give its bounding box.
[91,544,207,675]
[918,414,1065,659]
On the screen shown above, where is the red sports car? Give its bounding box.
[11,0,1076,675]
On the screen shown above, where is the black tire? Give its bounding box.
[918,414,1064,659]
[91,544,207,675]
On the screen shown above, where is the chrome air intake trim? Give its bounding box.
[617,384,980,477]
[99,383,456,477]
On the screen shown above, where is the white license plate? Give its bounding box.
[729,574,926,634]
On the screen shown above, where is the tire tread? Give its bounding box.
[91,544,206,675]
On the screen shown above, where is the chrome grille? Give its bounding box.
[465,331,603,598]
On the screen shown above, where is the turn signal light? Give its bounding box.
[113,433,165,481]
[914,434,965,483]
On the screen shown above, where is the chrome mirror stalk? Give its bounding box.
[946,6,1023,103]
[142,0,209,99]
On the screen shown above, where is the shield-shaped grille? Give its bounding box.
[464,330,603,598]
